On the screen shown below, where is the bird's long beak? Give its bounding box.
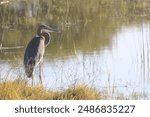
[44,25,60,33]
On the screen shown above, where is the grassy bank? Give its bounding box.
[0,79,145,100]
[0,80,101,100]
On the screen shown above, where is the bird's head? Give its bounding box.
[37,24,60,46]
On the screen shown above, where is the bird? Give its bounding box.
[24,24,59,86]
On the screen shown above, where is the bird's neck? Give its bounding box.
[40,36,45,41]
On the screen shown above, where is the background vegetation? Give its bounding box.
[1,0,150,29]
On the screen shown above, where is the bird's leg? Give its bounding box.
[31,74,34,86]
[39,63,43,85]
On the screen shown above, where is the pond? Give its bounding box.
[1,0,150,99]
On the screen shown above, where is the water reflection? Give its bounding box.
[1,21,150,99]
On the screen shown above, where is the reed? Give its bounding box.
[0,0,150,29]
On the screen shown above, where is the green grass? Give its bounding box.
[1,0,150,29]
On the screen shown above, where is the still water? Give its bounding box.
[1,21,150,99]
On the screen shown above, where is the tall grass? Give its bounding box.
[0,79,145,100]
[1,0,150,29]
[0,79,101,100]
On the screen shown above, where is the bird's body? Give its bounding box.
[24,36,45,78]
[24,24,59,85]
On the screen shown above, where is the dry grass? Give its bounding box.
[0,80,101,100]
[0,79,147,100]
[55,85,101,100]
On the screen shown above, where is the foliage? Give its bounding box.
[0,0,150,29]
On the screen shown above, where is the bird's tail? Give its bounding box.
[25,60,35,78]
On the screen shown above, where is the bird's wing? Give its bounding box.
[24,36,41,77]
